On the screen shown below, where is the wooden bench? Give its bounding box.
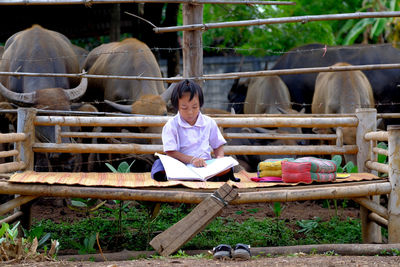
[0,107,399,252]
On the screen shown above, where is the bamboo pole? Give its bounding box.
[60,131,337,141]
[0,195,37,216]
[155,11,400,33]
[387,125,400,243]
[0,181,390,204]
[0,133,26,144]
[0,0,296,5]
[364,131,388,142]
[352,197,388,220]
[3,63,400,82]
[378,113,400,119]
[365,160,389,174]
[372,147,388,156]
[0,211,23,225]
[34,115,358,128]
[0,150,19,159]
[0,162,26,173]
[32,143,358,155]
[368,213,388,228]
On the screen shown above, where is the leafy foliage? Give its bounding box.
[201,1,364,56]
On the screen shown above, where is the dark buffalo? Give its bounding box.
[0,24,88,171]
[272,43,400,115]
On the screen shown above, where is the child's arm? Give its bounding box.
[166,151,207,167]
[213,145,225,158]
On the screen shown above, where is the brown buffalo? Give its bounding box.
[312,62,375,146]
[82,38,165,111]
[244,76,293,114]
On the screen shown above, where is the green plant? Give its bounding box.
[297,217,321,234]
[331,155,358,173]
[377,142,388,164]
[73,233,97,255]
[271,202,283,218]
[105,160,135,173]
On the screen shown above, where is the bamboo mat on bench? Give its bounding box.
[9,171,382,189]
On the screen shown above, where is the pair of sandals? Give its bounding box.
[212,243,251,260]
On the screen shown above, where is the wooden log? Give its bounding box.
[0,162,26,173]
[150,183,238,256]
[364,131,388,141]
[34,115,358,128]
[365,160,389,174]
[0,195,37,216]
[0,211,23,225]
[32,143,358,155]
[388,125,400,243]
[60,131,161,139]
[182,2,203,85]
[372,147,388,156]
[0,149,19,158]
[0,133,26,144]
[0,180,390,204]
[352,197,388,219]
[368,213,388,228]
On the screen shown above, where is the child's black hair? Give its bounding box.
[170,79,204,109]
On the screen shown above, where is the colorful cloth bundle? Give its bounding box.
[281,157,337,184]
[257,158,293,178]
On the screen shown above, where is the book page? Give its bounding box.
[155,153,238,181]
[189,157,238,180]
[155,153,202,181]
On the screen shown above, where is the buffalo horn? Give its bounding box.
[64,76,88,101]
[104,99,132,114]
[161,82,177,102]
[0,81,35,104]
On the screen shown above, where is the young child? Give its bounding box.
[151,79,236,181]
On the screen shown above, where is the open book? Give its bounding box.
[155,153,238,181]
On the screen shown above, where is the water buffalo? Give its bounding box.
[272,43,400,117]
[82,38,165,111]
[0,24,88,171]
[312,62,375,163]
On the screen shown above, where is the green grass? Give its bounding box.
[29,202,368,253]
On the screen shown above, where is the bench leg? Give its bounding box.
[360,195,382,243]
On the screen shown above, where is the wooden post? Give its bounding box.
[16,108,37,230]
[17,108,36,171]
[182,2,203,85]
[388,125,400,243]
[356,108,381,243]
[150,183,237,256]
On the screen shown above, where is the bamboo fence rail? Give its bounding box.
[0,0,295,5]
[372,147,388,156]
[0,211,23,225]
[364,131,388,142]
[0,180,390,204]
[0,162,26,173]
[34,115,358,128]
[0,133,26,144]
[365,160,389,174]
[154,11,400,33]
[2,63,400,82]
[32,143,358,155]
[0,150,19,159]
[60,131,338,140]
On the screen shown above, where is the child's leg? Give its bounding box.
[151,159,167,181]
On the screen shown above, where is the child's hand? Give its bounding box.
[191,157,207,167]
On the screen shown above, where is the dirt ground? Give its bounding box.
[10,198,395,267]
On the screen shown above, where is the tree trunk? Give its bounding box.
[110,4,121,42]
